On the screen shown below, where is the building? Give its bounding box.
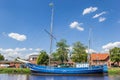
[0,61,25,68]
[90,53,111,67]
[29,55,38,64]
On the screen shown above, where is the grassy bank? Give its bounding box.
[0,68,30,74]
[0,68,120,75]
[108,68,120,75]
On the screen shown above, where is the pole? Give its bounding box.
[88,28,92,64]
[49,3,54,66]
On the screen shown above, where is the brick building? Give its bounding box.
[0,61,24,68]
[90,53,111,67]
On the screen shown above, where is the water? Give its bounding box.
[0,74,120,80]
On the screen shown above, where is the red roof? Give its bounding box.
[90,53,109,60]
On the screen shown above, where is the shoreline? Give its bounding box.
[0,68,120,75]
[0,68,30,74]
[108,68,120,75]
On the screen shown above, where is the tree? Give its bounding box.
[110,47,120,66]
[71,41,87,63]
[51,52,59,61]
[37,50,49,65]
[56,39,69,63]
[0,53,4,61]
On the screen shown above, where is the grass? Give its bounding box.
[108,67,120,75]
[0,68,30,74]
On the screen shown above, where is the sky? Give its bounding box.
[0,0,120,60]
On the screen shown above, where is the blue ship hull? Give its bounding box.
[26,63,108,75]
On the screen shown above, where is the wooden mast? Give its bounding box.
[88,28,92,65]
[49,3,54,66]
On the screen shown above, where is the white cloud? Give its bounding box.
[29,48,33,51]
[82,6,98,15]
[93,11,106,18]
[35,48,42,51]
[68,46,73,51]
[0,48,27,52]
[86,49,97,53]
[0,48,3,51]
[15,48,26,51]
[8,33,27,41]
[66,46,73,51]
[70,21,84,31]
[102,42,120,51]
[0,48,42,60]
[0,48,23,60]
[4,48,14,52]
[99,17,106,22]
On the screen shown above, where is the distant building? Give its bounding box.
[90,53,111,67]
[0,61,25,68]
[29,55,38,64]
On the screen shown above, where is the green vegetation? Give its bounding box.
[0,53,4,61]
[37,50,49,65]
[71,41,87,62]
[110,47,120,66]
[108,68,120,75]
[51,39,88,63]
[51,52,59,61]
[0,68,30,74]
[55,39,69,63]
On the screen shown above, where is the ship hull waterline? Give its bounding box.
[27,63,108,75]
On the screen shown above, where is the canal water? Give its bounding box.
[0,74,120,80]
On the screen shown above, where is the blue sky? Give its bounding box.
[0,0,120,59]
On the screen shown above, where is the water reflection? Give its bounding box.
[0,74,120,80]
[0,74,29,80]
[29,75,109,80]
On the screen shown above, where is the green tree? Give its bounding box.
[56,39,69,63]
[110,47,120,66]
[0,53,4,61]
[71,41,87,63]
[37,50,49,65]
[51,52,59,61]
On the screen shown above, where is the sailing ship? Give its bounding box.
[17,58,108,75]
[17,3,108,75]
[28,63,108,75]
